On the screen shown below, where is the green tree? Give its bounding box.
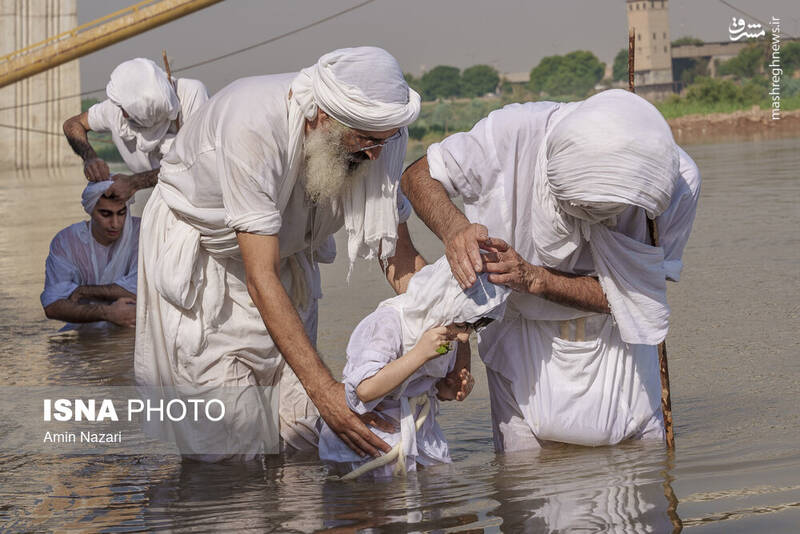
[612,48,628,81]
[420,65,461,101]
[460,64,500,97]
[529,51,605,97]
[671,36,704,46]
[685,77,746,105]
[718,43,765,79]
[404,72,422,95]
[777,41,800,76]
[673,57,709,86]
[529,55,564,93]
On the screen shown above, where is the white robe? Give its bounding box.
[135,74,411,460]
[41,217,140,330]
[318,306,453,477]
[427,101,701,451]
[88,77,209,173]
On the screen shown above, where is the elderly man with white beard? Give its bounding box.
[402,90,701,452]
[135,47,431,461]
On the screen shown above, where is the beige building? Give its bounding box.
[626,0,673,89]
[0,0,81,170]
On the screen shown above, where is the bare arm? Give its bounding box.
[401,156,488,288]
[382,222,426,295]
[483,238,610,314]
[356,326,449,403]
[44,297,136,327]
[106,169,160,202]
[63,112,109,181]
[70,284,135,303]
[236,231,391,456]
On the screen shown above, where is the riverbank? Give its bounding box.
[667,107,800,145]
[405,106,800,163]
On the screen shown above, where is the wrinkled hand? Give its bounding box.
[315,382,391,457]
[416,326,451,359]
[67,286,86,303]
[436,368,475,401]
[444,222,491,288]
[83,157,110,182]
[481,237,545,294]
[104,297,136,327]
[105,174,137,203]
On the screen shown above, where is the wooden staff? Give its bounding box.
[628,27,675,450]
[162,49,181,132]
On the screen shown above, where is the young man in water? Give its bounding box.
[41,181,139,330]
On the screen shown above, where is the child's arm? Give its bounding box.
[356,326,450,404]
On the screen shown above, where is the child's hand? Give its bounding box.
[436,368,475,401]
[416,326,451,359]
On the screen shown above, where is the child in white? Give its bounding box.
[319,256,509,478]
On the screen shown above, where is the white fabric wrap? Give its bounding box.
[289,47,421,271]
[380,256,510,389]
[106,58,179,153]
[529,89,679,345]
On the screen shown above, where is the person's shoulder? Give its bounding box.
[87,99,120,131]
[49,221,88,253]
[676,146,701,198]
[217,73,296,102]
[483,100,562,137]
[212,74,297,134]
[176,78,207,94]
[352,306,401,341]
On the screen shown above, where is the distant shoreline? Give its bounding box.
[667,108,800,145]
[403,107,800,161]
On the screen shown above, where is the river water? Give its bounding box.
[0,137,798,532]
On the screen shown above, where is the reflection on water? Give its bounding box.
[1,138,800,532]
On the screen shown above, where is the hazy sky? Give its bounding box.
[77,0,799,95]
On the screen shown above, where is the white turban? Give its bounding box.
[81,179,134,215]
[530,89,680,345]
[380,256,510,362]
[81,180,115,215]
[286,47,421,273]
[106,58,179,153]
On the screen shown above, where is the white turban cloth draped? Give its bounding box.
[79,180,137,290]
[530,89,680,345]
[106,58,179,153]
[380,256,510,382]
[287,46,421,270]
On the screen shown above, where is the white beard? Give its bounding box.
[302,125,371,203]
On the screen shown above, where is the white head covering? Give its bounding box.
[81,180,114,215]
[287,47,422,273]
[106,58,180,153]
[380,256,510,377]
[529,89,680,345]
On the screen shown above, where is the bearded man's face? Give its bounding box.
[302,120,372,203]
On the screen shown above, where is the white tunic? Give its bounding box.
[41,218,140,330]
[318,306,452,477]
[427,102,700,451]
[134,75,410,460]
[87,78,209,173]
